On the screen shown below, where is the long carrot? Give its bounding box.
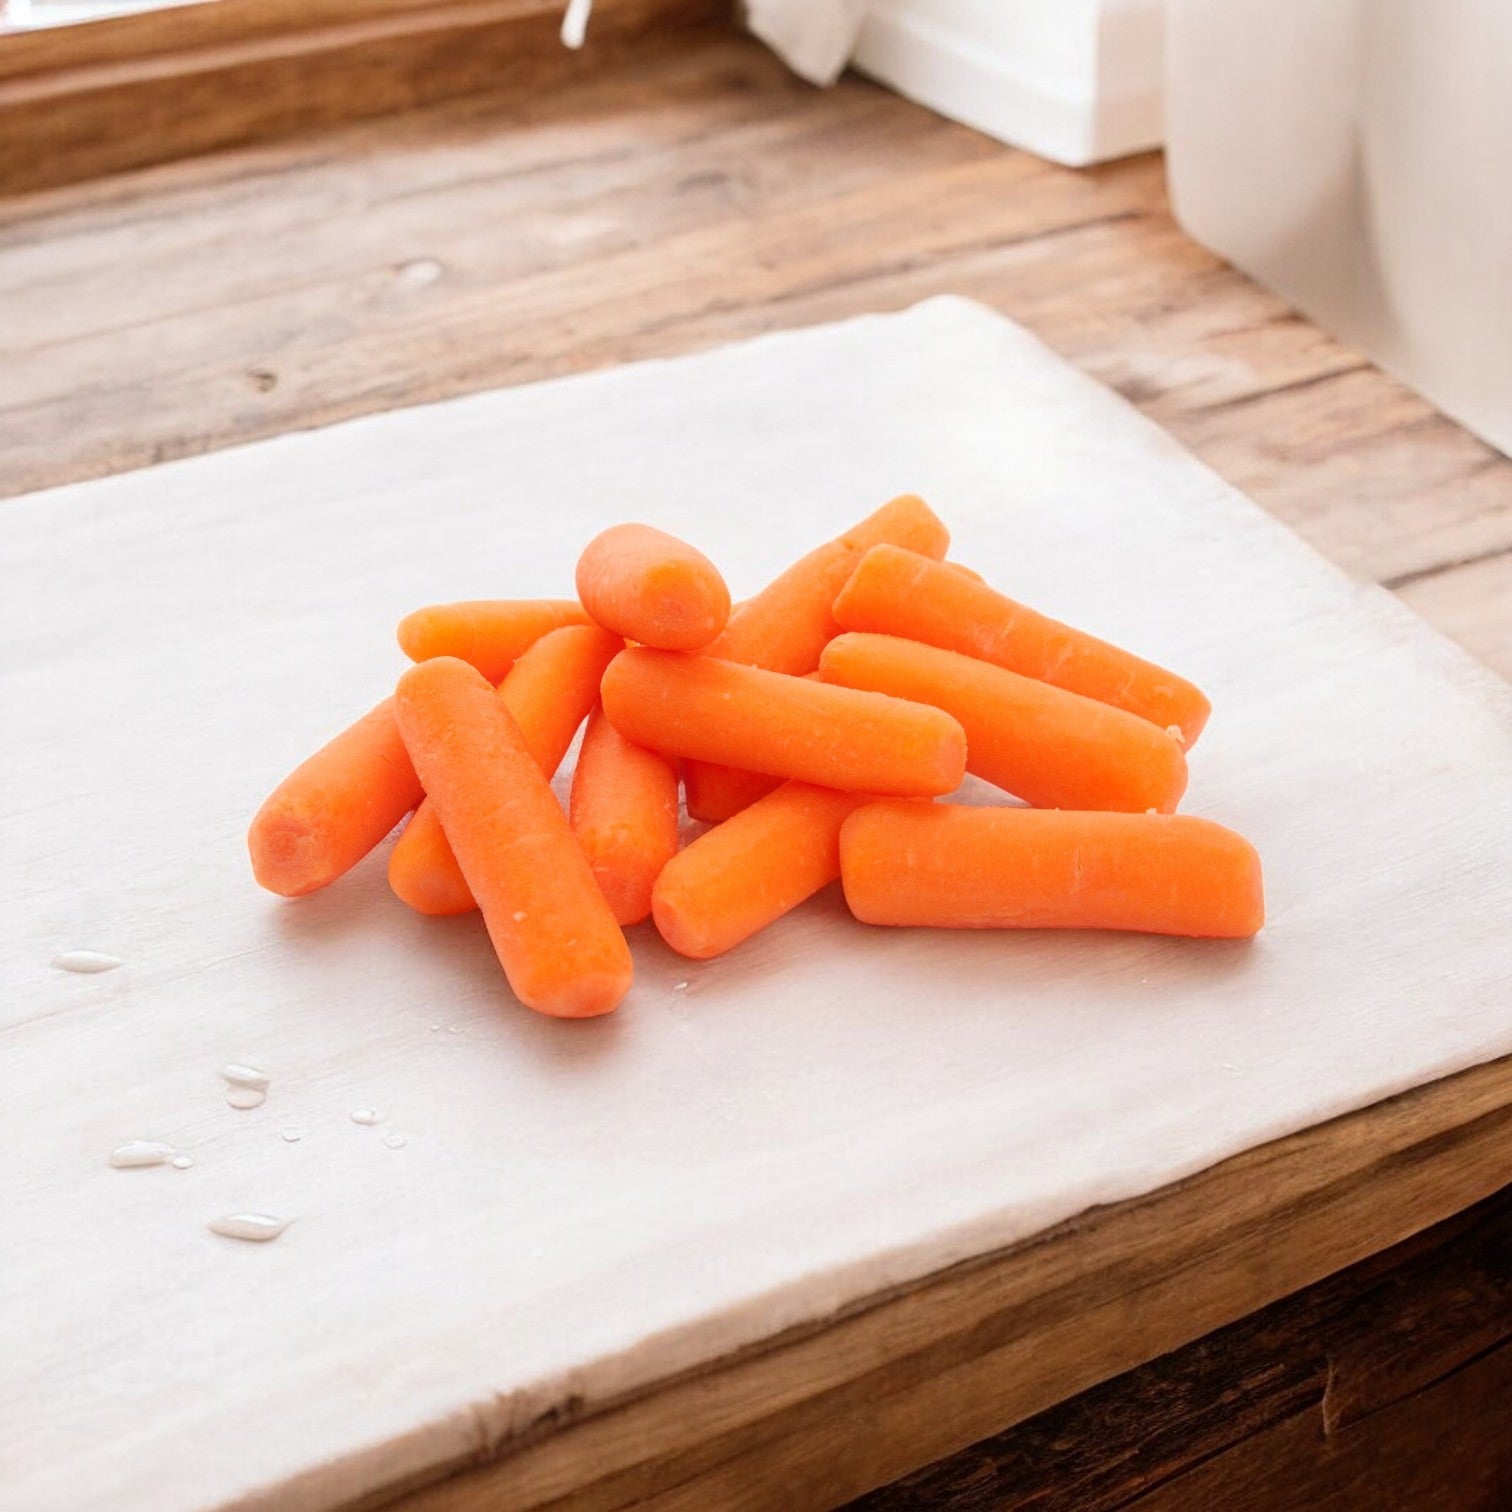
[601,647,966,796]
[248,697,421,897]
[396,599,590,684]
[683,496,950,814]
[819,633,1188,813]
[393,657,633,1017]
[569,708,680,926]
[841,803,1264,937]
[833,545,1212,746]
[653,782,868,958]
[576,523,730,651]
[389,625,621,915]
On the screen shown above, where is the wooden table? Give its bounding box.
[3,20,1508,1510]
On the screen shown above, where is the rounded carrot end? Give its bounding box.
[650,882,722,961]
[396,605,470,665]
[248,807,328,898]
[510,948,635,1017]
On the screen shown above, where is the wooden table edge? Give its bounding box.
[360,1052,1512,1510]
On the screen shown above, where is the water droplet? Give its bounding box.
[219,1063,269,1091]
[225,1086,267,1110]
[208,1213,289,1243]
[109,1140,175,1168]
[350,1108,380,1125]
[280,1129,304,1143]
[429,1022,442,1032]
[381,1132,407,1149]
[511,911,527,922]
[445,1025,463,1035]
[53,950,123,974]
[672,980,689,992]
[396,257,443,288]
[170,1155,194,1169]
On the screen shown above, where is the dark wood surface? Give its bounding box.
[4,19,1510,1510]
[850,1188,1512,1512]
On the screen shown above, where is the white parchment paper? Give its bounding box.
[3,298,1509,1511]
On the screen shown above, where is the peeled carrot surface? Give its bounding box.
[820,633,1188,814]
[576,523,730,651]
[389,624,621,915]
[654,782,868,958]
[602,647,966,796]
[842,803,1264,938]
[396,599,590,684]
[833,545,1212,746]
[394,657,633,1017]
[681,496,950,821]
[248,697,422,897]
[570,708,680,926]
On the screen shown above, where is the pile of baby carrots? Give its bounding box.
[249,496,1263,1018]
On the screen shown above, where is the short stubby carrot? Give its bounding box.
[396,599,590,684]
[654,782,868,958]
[601,647,966,796]
[682,763,781,824]
[248,697,422,897]
[575,523,730,651]
[833,545,1212,746]
[820,633,1188,814]
[393,657,633,1017]
[569,708,680,926]
[389,625,621,915]
[841,803,1264,938]
[682,496,950,815]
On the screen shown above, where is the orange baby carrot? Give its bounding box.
[569,708,680,926]
[389,624,621,915]
[397,599,590,683]
[833,545,1212,746]
[601,647,966,796]
[653,782,868,958]
[576,523,731,651]
[841,803,1264,938]
[683,763,781,825]
[704,494,950,676]
[248,697,421,897]
[393,657,633,1017]
[820,633,1188,813]
[682,496,950,817]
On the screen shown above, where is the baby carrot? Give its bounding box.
[820,633,1188,813]
[841,803,1264,938]
[396,599,590,683]
[576,523,731,651]
[682,496,950,816]
[393,657,633,1017]
[704,494,950,676]
[389,624,621,915]
[601,647,966,796]
[653,782,868,958]
[683,763,781,825]
[248,697,421,897]
[833,545,1212,746]
[569,708,680,926]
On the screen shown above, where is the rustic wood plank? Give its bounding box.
[1394,550,1512,681]
[848,1190,1512,1510]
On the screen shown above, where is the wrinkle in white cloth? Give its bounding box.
[745,0,871,85]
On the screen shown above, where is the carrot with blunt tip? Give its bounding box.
[569,709,680,926]
[841,803,1264,938]
[389,624,622,916]
[654,782,869,958]
[833,545,1212,746]
[601,647,966,796]
[820,633,1188,814]
[393,657,633,1017]
[683,496,950,819]
[397,599,590,684]
[576,523,730,651]
[249,697,422,897]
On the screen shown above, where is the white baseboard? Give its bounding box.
[852,0,1163,168]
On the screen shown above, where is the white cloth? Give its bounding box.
[3,299,1509,1512]
[745,0,870,84]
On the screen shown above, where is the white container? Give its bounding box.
[1166,0,1512,456]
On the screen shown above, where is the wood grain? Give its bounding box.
[3,24,1510,1511]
